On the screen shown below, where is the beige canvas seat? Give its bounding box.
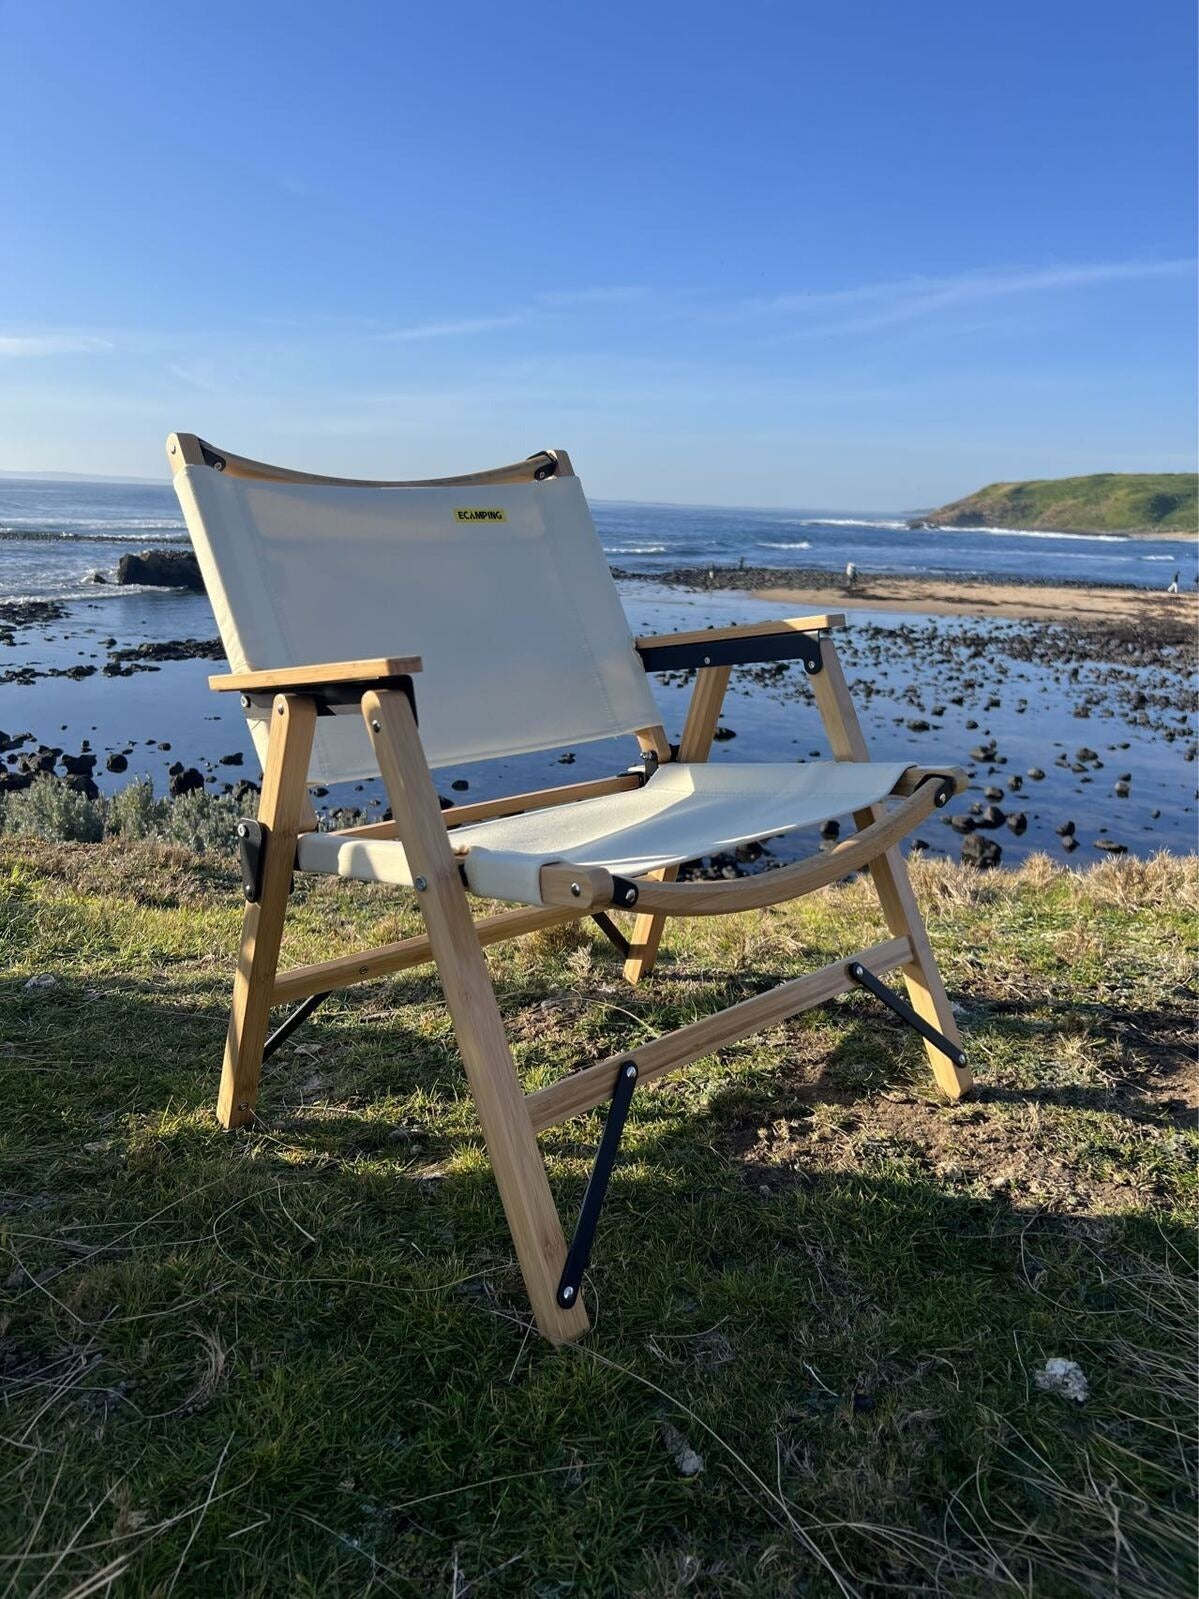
[296,759,919,901]
[169,430,972,1345]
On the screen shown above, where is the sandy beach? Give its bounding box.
[753,574,1198,624]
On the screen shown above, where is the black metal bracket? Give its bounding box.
[556,1060,638,1309]
[846,961,967,1069]
[591,912,631,958]
[625,750,660,787]
[637,631,823,676]
[262,990,331,1063]
[241,674,418,721]
[237,819,267,903]
[526,449,559,480]
[609,874,640,909]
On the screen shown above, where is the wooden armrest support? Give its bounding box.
[635,615,844,674]
[209,655,423,694]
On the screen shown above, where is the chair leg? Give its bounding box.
[810,644,972,1099]
[217,695,317,1130]
[624,665,731,983]
[363,687,591,1344]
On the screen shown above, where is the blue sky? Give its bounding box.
[1,0,1195,507]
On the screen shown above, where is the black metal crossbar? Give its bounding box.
[591,912,631,958]
[846,961,967,1068]
[262,991,331,1063]
[556,1060,639,1309]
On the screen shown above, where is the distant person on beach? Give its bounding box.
[1167,570,1180,594]
[845,560,858,590]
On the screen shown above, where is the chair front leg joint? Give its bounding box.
[556,1060,639,1309]
[846,961,967,1070]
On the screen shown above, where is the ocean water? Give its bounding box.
[1,476,1196,601]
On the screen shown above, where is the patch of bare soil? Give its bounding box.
[719,1003,1194,1216]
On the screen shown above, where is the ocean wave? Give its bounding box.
[605,543,668,555]
[1140,555,1176,561]
[760,540,812,549]
[929,525,1127,543]
[0,525,187,544]
[797,517,910,530]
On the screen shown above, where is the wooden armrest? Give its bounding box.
[635,616,843,674]
[209,655,423,694]
[635,615,844,650]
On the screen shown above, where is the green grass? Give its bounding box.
[1,841,1195,1597]
[920,473,1198,535]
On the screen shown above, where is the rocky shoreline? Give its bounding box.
[2,573,1194,870]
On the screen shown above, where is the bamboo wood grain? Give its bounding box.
[624,663,731,982]
[362,687,589,1344]
[527,934,913,1131]
[217,694,317,1129]
[809,643,972,1100]
[209,656,421,693]
[272,904,587,1004]
[634,615,844,650]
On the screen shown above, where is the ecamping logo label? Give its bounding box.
[454,507,507,523]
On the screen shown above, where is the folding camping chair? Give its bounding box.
[168,432,971,1344]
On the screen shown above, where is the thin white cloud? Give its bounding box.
[737,259,1196,338]
[0,333,112,357]
[379,287,649,342]
[381,312,531,342]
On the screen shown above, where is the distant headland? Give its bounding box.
[909,473,1198,537]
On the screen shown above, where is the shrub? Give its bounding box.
[1,775,105,843]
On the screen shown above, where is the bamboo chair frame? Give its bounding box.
[169,432,971,1344]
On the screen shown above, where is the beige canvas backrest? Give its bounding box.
[168,437,661,784]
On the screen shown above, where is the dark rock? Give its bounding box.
[1006,811,1027,835]
[1075,747,1098,762]
[1113,781,1130,798]
[105,753,128,773]
[949,813,975,833]
[557,752,576,764]
[218,751,244,766]
[1056,820,1076,837]
[61,753,96,776]
[450,779,469,792]
[906,719,930,733]
[1006,775,1023,792]
[983,786,1004,802]
[961,834,1002,869]
[976,805,1005,828]
[88,571,108,583]
[1094,838,1127,855]
[1060,834,1079,852]
[1027,767,1045,780]
[168,766,204,798]
[116,549,204,590]
[819,819,840,840]
[712,726,737,741]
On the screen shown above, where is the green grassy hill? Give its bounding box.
[914,472,1198,535]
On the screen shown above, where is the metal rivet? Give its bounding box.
[240,695,250,710]
[414,875,428,891]
[561,1284,575,1302]
[169,441,177,454]
[570,882,582,897]
[371,719,382,733]
[702,655,711,665]
[623,1063,637,1080]
[276,703,284,715]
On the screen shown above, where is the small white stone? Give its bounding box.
[23,974,58,990]
[1034,1357,1089,1403]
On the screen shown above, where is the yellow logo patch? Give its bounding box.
[454,507,508,523]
